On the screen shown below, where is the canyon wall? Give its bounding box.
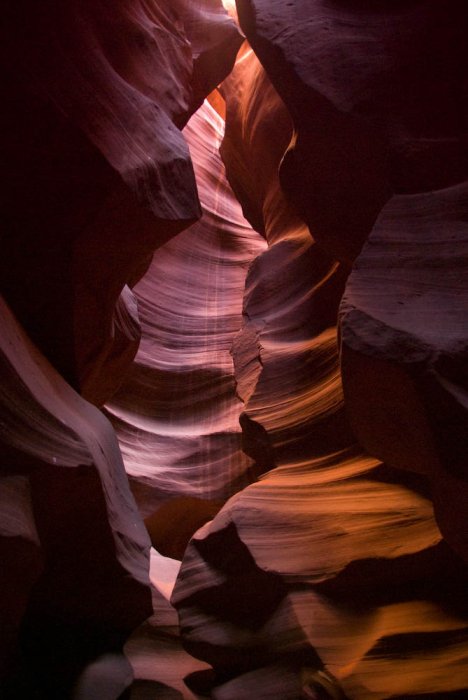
[172,34,468,699]
[0,1,467,698]
[0,1,241,696]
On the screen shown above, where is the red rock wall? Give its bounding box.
[171,8,468,697]
[0,1,241,695]
[105,99,266,516]
[0,0,242,400]
[1,1,467,698]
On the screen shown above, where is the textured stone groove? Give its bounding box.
[0,1,467,698]
[0,2,243,695]
[340,183,468,561]
[0,295,152,692]
[106,100,266,514]
[0,0,242,400]
[172,44,468,700]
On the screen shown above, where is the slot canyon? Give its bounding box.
[0,1,467,698]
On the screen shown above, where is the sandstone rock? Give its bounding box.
[340,182,468,560]
[221,47,351,475]
[144,497,223,561]
[172,40,468,700]
[0,3,242,689]
[105,99,265,515]
[1,1,467,698]
[0,295,152,695]
[0,0,242,403]
[235,0,467,261]
[71,653,134,700]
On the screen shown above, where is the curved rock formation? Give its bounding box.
[235,0,467,261]
[1,1,467,698]
[340,183,468,561]
[0,0,242,402]
[230,1,468,562]
[0,295,152,696]
[106,98,266,516]
[172,42,468,700]
[0,1,242,695]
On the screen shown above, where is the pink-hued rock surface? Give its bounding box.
[0,295,152,694]
[0,0,242,402]
[105,99,266,516]
[171,34,468,700]
[0,0,242,696]
[1,0,468,698]
[340,184,468,561]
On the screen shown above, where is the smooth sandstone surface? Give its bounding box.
[0,294,152,694]
[236,0,467,261]
[106,99,266,518]
[341,183,468,561]
[0,1,467,698]
[0,1,242,695]
[0,0,242,402]
[172,40,468,700]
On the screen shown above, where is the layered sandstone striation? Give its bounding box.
[229,0,468,563]
[341,185,468,562]
[1,1,467,699]
[105,99,266,520]
[0,1,241,696]
[172,15,468,699]
[0,295,152,696]
[230,1,468,563]
[0,0,242,403]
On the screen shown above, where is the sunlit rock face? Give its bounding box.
[1,0,467,698]
[172,39,468,700]
[106,100,266,516]
[0,0,242,404]
[0,1,241,695]
[233,0,468,558]
[341,186,468,562]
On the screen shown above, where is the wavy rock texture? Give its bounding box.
[0,0,241,403]
[340,184,468,562]
[232,1,468,567]
[106,99,266,515]
[172,47,468,700]
[236,0,467,261]
[231,0,468,564]
[0,1,241,694]
[0,295,152,695]
[1,1,467,698]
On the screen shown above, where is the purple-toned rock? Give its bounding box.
[0,0,242,403]
[172,41,468,700]
[0,4,242,688]
[340,183,468,560]
[0,296,151,694]
[235,0,467,261]
[105,100,265,515]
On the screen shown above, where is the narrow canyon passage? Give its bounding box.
[105,100,266,515]
[0,1,467,699]
[112,49,468,700]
